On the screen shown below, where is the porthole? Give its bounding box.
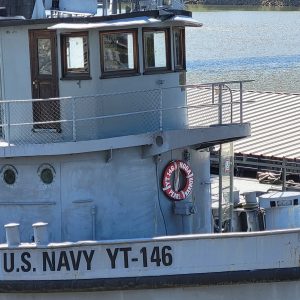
[38,164,55,185]
[4,169,16,185]
[41,168,53,184]
[1,165,18,186]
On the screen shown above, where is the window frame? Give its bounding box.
[173,27,186,71]
[99,29,139,79]
[60,31,91,80]
[142,28,171,74]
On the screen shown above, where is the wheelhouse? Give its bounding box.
[0,9,201,145]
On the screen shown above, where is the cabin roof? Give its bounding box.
[0,9,193,28]
[47,15,202,30]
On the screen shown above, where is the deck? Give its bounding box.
[0,82,250,157]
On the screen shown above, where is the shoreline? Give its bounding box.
[185,1,300,7]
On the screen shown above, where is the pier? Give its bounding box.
[188,87,300,185]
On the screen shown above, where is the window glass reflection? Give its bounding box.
[174,28,185,70]
[61,33,89,78]
[38,38,52,75]
[102,32,135,72]
[143,30,169,71]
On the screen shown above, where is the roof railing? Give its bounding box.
[46,0,185,18]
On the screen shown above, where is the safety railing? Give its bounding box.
[47,0,186,18]
[0,81,251,146]
[186,80,253,127]
[103,0,185,15]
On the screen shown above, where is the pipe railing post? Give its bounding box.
[240,81,243,123]
[282,158,286,191]
[228,87,233,123]
[218,145,223,233]
[218,84,223,125]
[91,205,97,240]
[72,97,76,142]
[229,142,234,232]
[6,101,10,146]
[159,89,163,131]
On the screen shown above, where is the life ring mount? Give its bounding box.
[162,160,194,201]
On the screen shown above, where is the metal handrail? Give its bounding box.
[0,102,246,129]
[0,80,253,103]
[186,80,253,124]
[0,83,250,146]
[184,80,254,88]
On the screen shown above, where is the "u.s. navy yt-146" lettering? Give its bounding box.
[2,250,95,273]
[1,245,173,274]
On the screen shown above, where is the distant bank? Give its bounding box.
[185,0,300,6]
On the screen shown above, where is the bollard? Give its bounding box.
[4,223,20,246]
[244,191,257,205]
[32,222,48,245]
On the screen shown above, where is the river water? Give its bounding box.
[186,6,300,93]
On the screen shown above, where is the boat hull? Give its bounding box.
[0,281,299,300]
[0,229,299,297]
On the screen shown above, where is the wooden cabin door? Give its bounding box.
[29,30,60,131]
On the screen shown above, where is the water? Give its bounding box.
[186,6,300,92]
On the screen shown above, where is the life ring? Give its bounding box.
[162,160,194,201]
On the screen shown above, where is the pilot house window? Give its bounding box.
[173,27,186,70]
[100,30,138,78]
[143,29,170,72]
[61,32,90,79]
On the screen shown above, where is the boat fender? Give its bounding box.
[162,160,194,201]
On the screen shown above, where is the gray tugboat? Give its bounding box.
[0,1,299,299]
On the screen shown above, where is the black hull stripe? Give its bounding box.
[1,268,300,293]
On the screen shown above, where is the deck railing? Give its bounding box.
[0,81,251,146]
[48,0,186,18]
[127,0,185,11]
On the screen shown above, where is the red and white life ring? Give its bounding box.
[162,160,194,201]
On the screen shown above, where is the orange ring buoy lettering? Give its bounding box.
[162,160,194,201]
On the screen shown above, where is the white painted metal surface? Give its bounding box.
[47,17,161,30]
[259,191,300,230]
[47,16,202,30]
[0,228,299,280]
[169,15,203,27]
